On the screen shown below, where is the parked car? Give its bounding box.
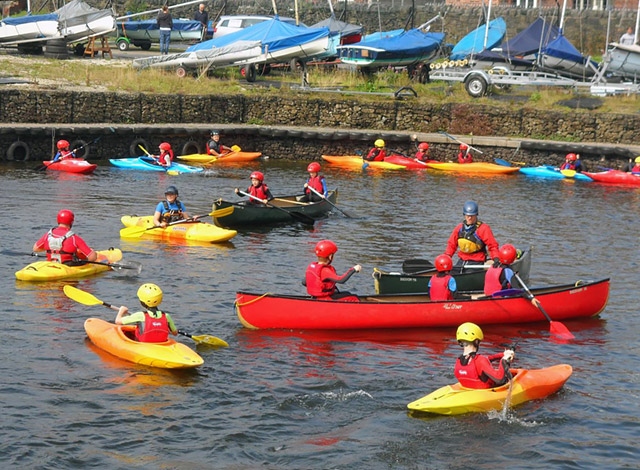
[206,15,304,39]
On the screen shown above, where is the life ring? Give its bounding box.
[130,138,150,157]
[6,140,31,161]
[70,139,89,159]
[181,140,202,156]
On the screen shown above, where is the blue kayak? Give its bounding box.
[109,156,204,173]
[519,165,592,181]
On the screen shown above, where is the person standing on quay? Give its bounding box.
[157,5,173,55]
[194,3,208,41]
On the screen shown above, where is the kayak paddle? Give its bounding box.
[514,273,575,340]
[24,251,142,274]
[64,286,229,347]
[238,190,315,226]
[439,131,484,154]
[307,186,354,218]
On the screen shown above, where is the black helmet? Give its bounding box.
[210,130,220,136]
[165,185,178,196]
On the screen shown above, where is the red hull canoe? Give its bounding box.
[43,159,97,174]
[235,278,609,330]
[384,154,435,169]
[583,170,640,186]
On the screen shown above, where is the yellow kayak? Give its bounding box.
[15,248,123,282]
[121,216,237,243]
[84,318,203,369]
[425,162,520,174]
[321,155,405,170]
[176,151,262,164]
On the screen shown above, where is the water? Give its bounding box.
[1,160,639,469]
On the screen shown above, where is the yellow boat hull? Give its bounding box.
[121,216,237,243]
[15,248,123,282]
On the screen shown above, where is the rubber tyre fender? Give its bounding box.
[130,138,150,157]
[70,139,89,159]
[6,141,31,161]
[182,140,202,156]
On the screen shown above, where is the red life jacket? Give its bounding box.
[484,265,505,296]
[306,175,325,196]
[248,183,269,201]
[135,310,170,343]
[305,262,336,298]
[454,353,508,389]
[429,274,454,301]
[560,161,576,170]
[365,148,386,162]
[159,150,174,166]
[632,164,640,173]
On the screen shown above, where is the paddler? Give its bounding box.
[300,162,328,202]
[415,142,432,162]
[154,142,174,167]
[235,171,274,205]
[457,143,473,164]
[52,140,76,162]
[454,322,514,389]
[444,200,500,268]
[153,186,195,228]
[303,240,361,301]
[32,209,97,264]
[428,254,457,301]
[115,284,178,343]
[364,138,387,162]
[206,130,233,157]
[483,244,519,296]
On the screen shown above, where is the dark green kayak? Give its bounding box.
[373,247,533,295]
[212,190,338,228]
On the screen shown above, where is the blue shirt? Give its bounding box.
[155,200,186,215]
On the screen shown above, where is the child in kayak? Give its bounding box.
[484,244,518,296]
[32,209,97,264]
[560,153,583,172]
[454,322,514,389]
[457,144,473,164]
[301,162,328,202]
[154,142,174,167]
[115,283,178,343]
[303,240,361,301]
[364,139,386,162]
[235,171,273,205]
[428,254,457,301]
[415,142,432,162]
[206,130,233,157]
[52,140,76,162]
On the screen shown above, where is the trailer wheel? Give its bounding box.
[176,67,188,78]
[243,64,257,82]
[139,41,152,51]
[465,75,488,98]
[117,39,129,51]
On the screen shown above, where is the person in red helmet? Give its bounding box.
[415,142,432,163]
[52,140,75,162]
[428,254,457,301]
[457,143,473,164]
[235,171,273,205]
[303,240,362,300]
[206,130,232,157]
[301,162,328,202]
[154,142,174,167]
[560,153,583,172]
[484,244,519,296]
[32,210,97,264]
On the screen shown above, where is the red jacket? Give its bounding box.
[429,274,454,301]
[364,148,386,162]
[135,311,170,343]
[454,352,510,389]
[34,227,93,263]
[445,221,499,263]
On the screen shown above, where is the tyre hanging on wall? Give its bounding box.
[181,140,202,156]
[130,138,150,156]
[6,141,31,161]
[70,139,89,159]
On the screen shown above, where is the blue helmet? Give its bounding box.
[463,201,478,216]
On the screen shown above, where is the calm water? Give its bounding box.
[1,159,639,469]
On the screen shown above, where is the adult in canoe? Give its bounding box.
[206,130,232,157]
[364,139,386,162]
[483,244,518,296]
[457,144,473,164]
[428,254,457,301]
[560,153,584,172]
[455,322,514,389]
[445,201,500,267]
[52,139,75,162]
[303,240,362,301]
[300,162,328,202]
[115,283,178,343]
[32,209,97,264]
[154,185,194,228]
[235,171,274,205]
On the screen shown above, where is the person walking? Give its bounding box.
[157,5,173,55]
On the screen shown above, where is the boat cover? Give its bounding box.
[450,17,506,60]
[339,28,444,54]
[541,34,596,67]
[117,18,203,33]
[56,0,113,27]
[310,16,362,38]
[2,13,57,25]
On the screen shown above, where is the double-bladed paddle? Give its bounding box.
[63,285,228,347]
[307,186,354,218]
[514,273,575,340]
[439,131,484,154]
[238,190,315,225]
[18,251,143,274]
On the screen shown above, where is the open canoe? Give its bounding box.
[519,165,593,181]
[43,159,97,174]
[121,216,237,243]
[235,278,609,330]
[425,162,520,174]
[374,247,532,295]
[84,318,203,369]
[407,364,572,415]
[583,170,640,186]
[321,155,405,170]
[176,151,262,164]
[15,248,122,281]
[212,191,337,228]
[384,154,433,169]
[109,156,203,174]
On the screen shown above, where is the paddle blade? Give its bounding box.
[494,158,511,167]
[231,145,241,152]
[550,321,575,340]
[120,226,149,238]
[112,261,143,275]
[402,259,435,274]
[210,206,234,218]
[192,334,229,347]
[63,285,103,306]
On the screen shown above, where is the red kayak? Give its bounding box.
[235,278,610,330]
[43,159,97,174]
[583,169,640,186]
[384,154,436,169]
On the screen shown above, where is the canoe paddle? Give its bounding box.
[238,190,315,225]
[21,251,142,274]
[119,210,224,238]
[63,285,228,347]
[514,273,575,340]
[307,186,354,218]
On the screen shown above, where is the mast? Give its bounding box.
[483,0,493,49]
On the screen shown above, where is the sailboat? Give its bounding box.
[601,0,640,80]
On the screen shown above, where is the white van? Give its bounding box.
[208,15,303,39]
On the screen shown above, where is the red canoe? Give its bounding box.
[583,169,640,186]
[43,159,97,174]
[384,154,436,169]
[235,278,610,330]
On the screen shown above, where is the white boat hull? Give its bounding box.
[0,19,59,44]
[606,42,640,79]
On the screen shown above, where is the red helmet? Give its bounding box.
[498,244,517,265]
[459,144,468,150]
[57,209,75,226]
[159,142,172,151]
[565,153,577,161]
[434,254,453,272]
[250,171,264,182]
[57,139,70,150]
[307,162,321,173]
[315,240,338,258]
[418,142,430,151]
